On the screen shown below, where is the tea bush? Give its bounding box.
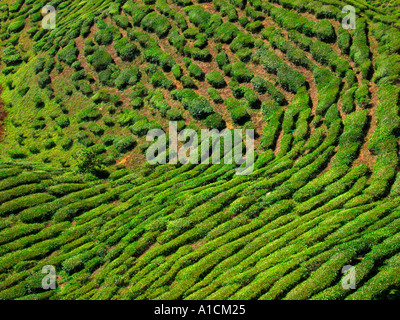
[231,62,254,83]
[88,49,113,71]
[206,70,226,88]
[141,12,171,38]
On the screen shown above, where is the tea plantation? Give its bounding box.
[0,0,400,300]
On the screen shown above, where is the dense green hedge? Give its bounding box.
[114,38,139,62]
[8,19,25,33]
[88,49,113,71]
[269,6,307,32]
[1,0,400,302]
[214,22,239,43]
[185,5,212,31]
[260,101,283,150]
[57,41,78,66]
[277,64,306,93]
[115,67,142,89]
[349,18,371,79]
[185,96,215,120]
[188,61,205,80]
[205,113,226,130]
[141,12,171,38]
[207,88,223,105]
[206,70,226,88]
[231,62,254,83]
[331,110,368,169]
[0,193,56,217]
[313,66,340,116]
[225,97,250,124]
[314,20,336,43]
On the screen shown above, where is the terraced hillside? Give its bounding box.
[0,0,400,300]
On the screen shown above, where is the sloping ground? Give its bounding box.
[0,0,400,300]
[0,158,400,300]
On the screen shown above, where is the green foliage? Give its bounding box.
[207,88,223,104]
[8,19,25,33]
[150,70,174,90]
[114,136,137,153]
[231,62,254,83]
[341,87,356,114]
[7,149,28,159]
[112,15,130,29]
[88,123,105,137]
[130,120,161,137]
[57,41,78,66]
[123,1,153,25]
[243,88,260,108]
[270,6,308,32]
[355,84,371,108]
[88,49,113,71]
[313,66,340,115]
[188,62,204,80]
[245,21,263,33]
[94,27,114,45]
[314,20,336,42]
[214,22,239,43]
[277,64,306,93]
[171,64,182,79]
[115,67,141,89]
[114,38,139,62]
[251,76,267,94]
[37,73,51,89]
[288,30,312,51]
[350,19,371,79]
[185,5,212,31]
[174,12,188,30]
[206,70,226,88]
[185,96,214,120]
[216,52,229,68]
[75,150,108,178]
[77,106,102,123]
[1,0,400,302]
[169,28,186,52]
[225,97,250,124]
[150,90,171,116]
[205,113,226,130]
[337,28,351,54]
[141,12,171,38]
[180,75,196,88]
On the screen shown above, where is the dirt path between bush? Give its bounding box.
[0,86,7,142]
